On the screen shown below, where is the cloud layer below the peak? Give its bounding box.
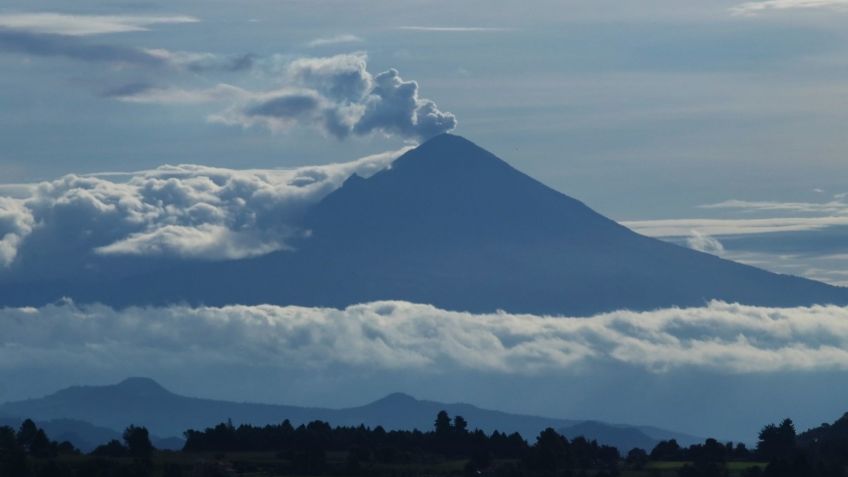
[4,300,848,438]
[0,148,408,273]
[3,299,848,376]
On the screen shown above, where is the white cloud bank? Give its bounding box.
[2,300,848,375]
[0,148,407,268]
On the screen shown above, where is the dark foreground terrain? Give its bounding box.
[3,408,847,477]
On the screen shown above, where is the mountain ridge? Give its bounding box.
[0,378,700,452]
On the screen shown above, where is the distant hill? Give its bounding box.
[0,378,699,451]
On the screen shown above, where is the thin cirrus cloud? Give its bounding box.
[0,29,169,66]
[623,216,848,237]
[394,26,514,32]
[731,0,848,15]
[0,12,247,71]
[0,13,199,36]
[624,195,848,286]
[700,198,848,215]
[0,148,408,270]
[0,30,252,71]
[307,34,363,48]
[3,300,848,375]
[624,194,848,237]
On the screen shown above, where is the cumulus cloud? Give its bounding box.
[120,53,457,141]
[0,148,408,270]
[3,300,848,375]
[732,0,848,15]
[686,230,725,255]
[0,197,34,267]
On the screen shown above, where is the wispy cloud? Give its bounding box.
[686,230,725,255]
[307,34,363,48]
[0,30,248,71]
[700,198,848,215]
[731,0,848,15]
[0,13,198,36]
[626,194,848,237]
[0,29,168,66]
[395,26,514,32]
[624,216,848,237]
[104,83,248,103]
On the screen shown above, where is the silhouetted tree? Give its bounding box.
[0,425,29,477]
[758,419,796,461]
[435,410,452,435]
[524,428,571,473]
[651,439,683,461]
[454,415,469,434]
[627,448,649,469]
[16,420,38,451]
[123,425,154,460]
[28,430,52,459]
[91,439,129,458]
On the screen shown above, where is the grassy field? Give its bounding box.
[33,452,768,476]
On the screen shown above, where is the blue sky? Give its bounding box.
[1,0,846,211]
[2,0,848,440]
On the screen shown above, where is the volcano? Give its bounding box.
[4,134,847,314]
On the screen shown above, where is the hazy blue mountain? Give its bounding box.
[0,378,698,451]
[559,422,655,452]
[1,134,845,314]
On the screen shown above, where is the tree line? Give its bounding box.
[4,410,848,476]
